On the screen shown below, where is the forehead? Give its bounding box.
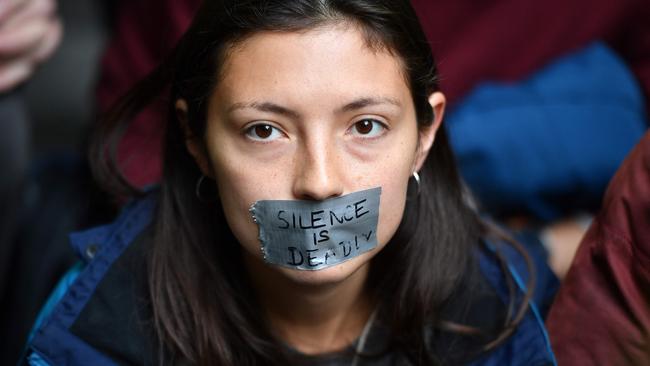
[213,25,411,108]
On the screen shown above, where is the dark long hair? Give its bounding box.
[91,0,534,364]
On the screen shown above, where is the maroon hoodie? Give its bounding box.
[546,131,650,365]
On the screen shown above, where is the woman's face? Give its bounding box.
[181,24,444,285]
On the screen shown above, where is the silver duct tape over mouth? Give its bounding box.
[250,187,381,271]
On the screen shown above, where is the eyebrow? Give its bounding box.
[337,97,402,113]
[227,97,402,119]
[228,101,301,119]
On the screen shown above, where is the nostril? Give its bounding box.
[292,171,344,201]
[294,186,343,202]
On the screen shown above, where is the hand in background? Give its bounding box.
[507,214,591,280]
[540,215,592,279]
[0,0,62,92]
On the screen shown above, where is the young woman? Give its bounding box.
[24,1,555,365]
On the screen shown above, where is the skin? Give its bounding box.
[541,216,589,279]
[177,23,446,354]
[0,0,62,91]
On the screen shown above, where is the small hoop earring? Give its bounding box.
[195,175,216,203]
[412,171,421,195]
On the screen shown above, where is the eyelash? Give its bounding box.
[244,123,285,142]
[243,118,389,143]
[347,118,389,139]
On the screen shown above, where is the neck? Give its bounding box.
[245,254,374,355]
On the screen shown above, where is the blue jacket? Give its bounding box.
[447,42,647,221]
[23,194,556,366]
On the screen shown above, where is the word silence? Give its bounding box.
[250,187,381,270]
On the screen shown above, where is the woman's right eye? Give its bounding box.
[244,123,283,142]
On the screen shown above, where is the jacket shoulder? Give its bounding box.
[25,194,158,366]
[468,240,557,366]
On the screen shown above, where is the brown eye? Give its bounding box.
[255,125,273,138]
[245,123,282,141]
[351,119,386,138]
[355,120,374,134]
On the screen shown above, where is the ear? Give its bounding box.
[176,99,214,177]
[413,92,446,172]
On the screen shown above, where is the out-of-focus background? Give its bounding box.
[0,1,109,363]
[23,1,108,151]
[1,0,648,364]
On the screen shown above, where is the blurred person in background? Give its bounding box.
[0,0,62,362]
[0,0,62,92]
[413,0,649,284]
[0,0,63,268]
[547,131,650,365]
[0,1,115,364]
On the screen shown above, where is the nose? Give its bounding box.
[292,137,344,201]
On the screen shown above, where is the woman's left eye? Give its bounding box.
[244,123,283,142]
[349,119,387,138]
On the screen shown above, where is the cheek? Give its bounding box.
[357,146,415,248]
[374,167,410,248]
[217,181,260,258]
[209,150,280,260]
